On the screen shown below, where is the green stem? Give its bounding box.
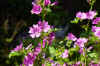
[84,48,87,66]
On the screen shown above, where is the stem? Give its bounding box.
[84,47,87,66]
[90,4,93,10]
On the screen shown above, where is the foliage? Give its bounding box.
[8,0,100,66]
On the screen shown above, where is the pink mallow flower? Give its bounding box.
[42,37,48,48]
[76,10,97,20]
[92,17,100,24]
[76,12,87,20]
[67,33,77,41]
[33,43,42,56]
[87,46,93,51]
[86,10,97,20]
[11,43,23,52]
[22,43,42,66]
[94,31,100,39]
[61,49,68,58]
[44,0,51,6]
[79,48,85,56]
[92,26,100,39]
[31,4,42,14]
[38,20,51,32]
[89,61,100,66]
[92,26,100,32]
[23,52,34,66]
[72,61,81,66]
[75,38,88,48]
[51,1,58,6]
[48,32,55,45]
[29,24,42,38]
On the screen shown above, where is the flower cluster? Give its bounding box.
[22,43,42,66]
[92,16,100,39]
[29,20,51,38]
[31,0,58,15]
[9,0,100,66]
[76,10,97,20]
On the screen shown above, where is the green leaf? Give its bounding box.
[71,18,79,24]
[49,46,56,57]
[88,53,98,58]
[9,52,21,58]
[66,40,72,48]
[46,8,52,13]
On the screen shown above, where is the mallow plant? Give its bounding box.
[9,0,100,66]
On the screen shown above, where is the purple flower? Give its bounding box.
[20,64,23,66]
[89,61,99,66]
[56,64,61,66]
[72,61,84,66]
[51,1,58,6]
[76,61,81,65]
[23,52,34,66]
[76,12,87,20]
[22,43,42,66]
[92,26,100,39]
[47,58,55,63]
[86,10,97,20]
[67,33,77,41]
[61,49,68,58]
[33,43,42,56]
[29,24,42,38]
[35,47,41,53]
[92,26,97,32]
[42,37,48,48]
[76,11,97,20]
[92,26,100,32]
[44,0,51,6]
[48,32,55,45]
[75,38,88,48]
[87,46,93,51]
[42,64,45,66]
[29,20,51,38]
[31,4,42,14]
[38,20,51,32]
[11,43,23,52]
[79,48,83,54]
[92,17,100,24]
[94,31,100,39]
[79,48,85,56]
[63,63,68,66]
